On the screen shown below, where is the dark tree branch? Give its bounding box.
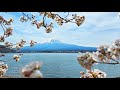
[50,12,75,23]
[42,12,47,28]
[2,23,7,30]
[111,59,120,64]
[64,12,69,19]
[22,12,31,20]
[0,23,5,34]
[95,61,120,65]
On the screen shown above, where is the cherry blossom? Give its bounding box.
[0,62,8,77]
[4,42,13,48]
[4,27,13,37]
[80,69,107,78]
[21,61,43,78]
[0,36,5,42]
[77,52,96,70]
[78,39,120,78]
[13,54,23,62]
[30,40,37,47]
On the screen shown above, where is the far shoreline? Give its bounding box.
[2,51,96,53]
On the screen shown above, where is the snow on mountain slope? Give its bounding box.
[20,39,96,51]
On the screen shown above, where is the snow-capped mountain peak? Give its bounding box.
[49,39,61,43]
[41,39,62,44]
[20,39,97,52]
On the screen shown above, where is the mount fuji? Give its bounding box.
[20,39,97,52]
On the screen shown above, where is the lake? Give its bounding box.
[1,53,120,78]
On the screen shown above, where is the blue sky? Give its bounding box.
[0,12,120,47]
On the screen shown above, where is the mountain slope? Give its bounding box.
[20,39,97,52]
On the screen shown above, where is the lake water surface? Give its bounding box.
[1,53,120,78]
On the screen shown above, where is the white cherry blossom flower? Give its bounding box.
[21,61,43,78]
[0,62,8,77]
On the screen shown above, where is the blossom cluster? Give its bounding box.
[20,12,85,33]
[4,42,13,48]
[21,61,43,78]
[30,40,37,47]
[13,54,23,62]
[16,39,26,50]
[93,39,120,62]
[0,16,14,42]
[77,52,96,70]
[77,39,120,78]
[4,39,37,50]
[80,69,107,78]
[0,16,13,25]
[72,14,85,26]
[0,36,5,42]
[0,62,8,77]
[4,27,13,37]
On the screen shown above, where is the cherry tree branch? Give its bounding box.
[0,23,6,35]
[22,12,31,20]
[50,12,75,23]
[2,23,7,29]
[42,12,47,28]
[95,61,120,65]
[64,12,69,19]
[111,59,120,64]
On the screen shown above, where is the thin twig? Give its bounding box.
[111,59,120,64]
[50,12,75,23]
[2,23,7,29]
[95,61,120,65]
[0,23,5,34]
[64,12,69,19]
[42,12,47,28]
[22,12,32,20]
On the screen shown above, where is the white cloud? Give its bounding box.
[0,12,120,47]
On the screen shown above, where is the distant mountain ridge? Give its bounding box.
[20,39,97,52]
[0,45,16,53]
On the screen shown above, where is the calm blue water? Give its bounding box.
[1,53,120,78]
